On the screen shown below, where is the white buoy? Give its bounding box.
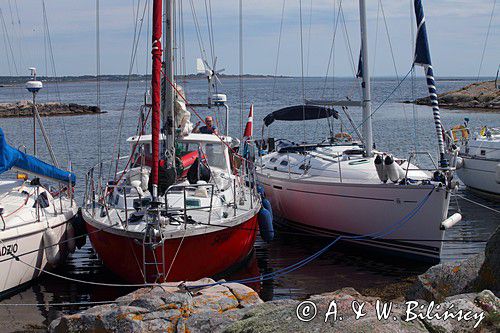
[374,154,388,183]
[43,228,61,266]
[441,213,462,230]
[66,222,76,254]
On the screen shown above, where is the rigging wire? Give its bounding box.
[476,0,497,81]
[371,0,380,78]
[321,0,342,99]
[352,67,413,134]
[271,0,287,105]
[41,0,72,164]
[339,5,357,78]
[410,0,419,157]
[7,0,24,70]
[299,0,306,143]
[305,0,313,77]
[188,0,209,63]
[0,8,19,75]
[0,8,17,101]
[109,0,148,179]
[180,0,187,84]
[145,0,151,93]
[379,0,411,146]
[96,0,102,169]
[239,0,244,138]
[204,0,216,67]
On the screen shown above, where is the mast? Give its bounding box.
[359,0,373,157]
[151,0,163,199]
[162,0,175,162]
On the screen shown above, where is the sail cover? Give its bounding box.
[263,105,338,127]
[413,0,432,67]
[0,128,76,184]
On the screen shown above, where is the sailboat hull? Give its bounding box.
[258,175,450,263]
[85,215,259,283]
[0,209,77,296]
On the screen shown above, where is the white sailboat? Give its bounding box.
[0,69,79,296]
[448,123,500,198]
[256,0,461,262]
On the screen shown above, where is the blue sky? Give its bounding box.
[0,0,498,77]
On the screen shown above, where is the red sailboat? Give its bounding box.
[83,0,262,283]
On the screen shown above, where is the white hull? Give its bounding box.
[0,218,74,295]
[258,175,448,262]
[0,181,78,295]
[457,157,500,196]
[256,145,452,262]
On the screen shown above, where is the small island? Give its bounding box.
[0,101,102,118]
[409,80,500,111]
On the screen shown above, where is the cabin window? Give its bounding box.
[204,143,227,170]
[270,157,278,163]
[480,150,486,156]
[280,160,288,166]
[177,143,195,156]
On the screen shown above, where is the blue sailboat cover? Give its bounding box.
[413,0,432,67]
[0,128,76,184]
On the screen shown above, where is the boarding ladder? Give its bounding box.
[141,202,166,283]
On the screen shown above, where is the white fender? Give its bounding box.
[395,160,406,180]
[441,213,462,230]
[384,155,402,183]
[374,154,388,183]
[456,157,464,170]
[43,228,61,267]
[66,222,76,254]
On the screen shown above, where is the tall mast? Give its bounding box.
[162,0,175,161]
[151,0,163,199]
[359,0,373,157]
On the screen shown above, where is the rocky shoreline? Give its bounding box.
[0,101,101,118]
[408,81,500,110]
[49,226,500,333]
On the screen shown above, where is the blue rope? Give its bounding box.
[187,187,436,288]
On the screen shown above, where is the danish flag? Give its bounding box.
[243,104,253,138]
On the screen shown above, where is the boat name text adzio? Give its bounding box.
[295,299,485,328]
[1,243,18,257]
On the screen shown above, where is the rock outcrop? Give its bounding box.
[407,253,485,302]
[49,228,500,332]
[0,101,101,117]
[411,81,500,110]
[474,226,500,292]
[48,278,263,333]
[408,226,500,302]
[49,282,499,333]
[225,288,499,333]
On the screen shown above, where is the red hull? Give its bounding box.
[86,216,259,283]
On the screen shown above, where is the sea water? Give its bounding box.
[0,77,498,331]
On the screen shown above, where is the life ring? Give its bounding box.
[334,132,352,141]
[450,125,468,142]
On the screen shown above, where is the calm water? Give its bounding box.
[0,77,499,332]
